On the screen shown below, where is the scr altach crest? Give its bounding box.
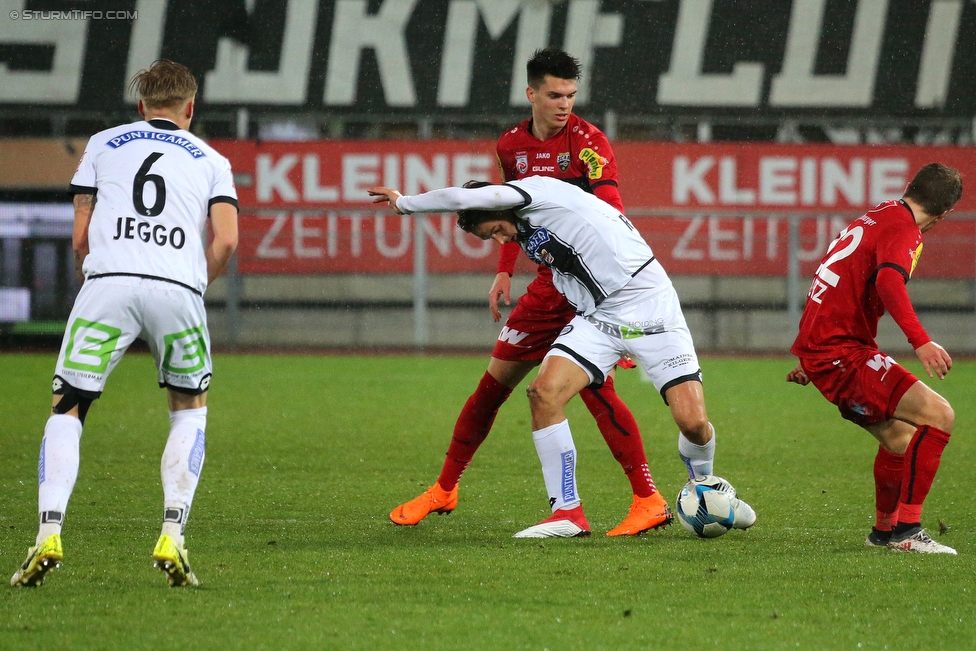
[515,154,528,175]
[557,152,570,171]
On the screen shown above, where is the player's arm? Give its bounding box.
[581,129,625,213]
[207,202,239,285]
[369,184,526,214]
[71,192,95,283]
[489,242,522,322]
[593,183,624,214]
[490,147,519,320]
[875,265,951,379]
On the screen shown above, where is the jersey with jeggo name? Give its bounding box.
[505,176,667,316]
[69,118,237,295]
[791,200,923,357]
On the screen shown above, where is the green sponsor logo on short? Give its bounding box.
[620,325,645,340]
[163,325,207,374]
[63,318,122,373]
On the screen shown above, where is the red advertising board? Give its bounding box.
[213,140,976,278]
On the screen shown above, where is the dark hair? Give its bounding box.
[526,47,581,88]
[128,60,198,110]
[456,180,514,234]
[904,163,963,216]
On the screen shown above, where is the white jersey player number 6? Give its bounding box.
[133,152,167,217]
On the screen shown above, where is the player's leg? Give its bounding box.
[391,357,535,526]
[12,280,137,587]
[837,353,955,553]
[881,380,955,554]
[663,380,756,530]
[664,380,715,479]
[579,372,658,498]
[863,419,913,546]
[144,284,212,584]
[513,353,594,538]
[582,368,671,536]
[391,292,559,526]
[152,389,207,586]
[435,357,536,491]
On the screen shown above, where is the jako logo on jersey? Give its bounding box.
[578,148,607,180]
[557,152,570,171]
[497,327,530,345]
[515,154,528,175]
[113,217,186,249]
[107,131,206,158]
[910,242,923,277]
[525,227,551,264]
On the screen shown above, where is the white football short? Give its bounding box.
[53,276,212,396]
[546,286,701,401]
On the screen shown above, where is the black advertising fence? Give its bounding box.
[0,0,974,126]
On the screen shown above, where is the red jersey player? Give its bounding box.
[389,48,673,537]
[788,163,962,554]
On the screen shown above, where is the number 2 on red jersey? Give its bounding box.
[808,225,864,304]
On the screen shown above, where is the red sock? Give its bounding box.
[437,372,512,491]
[873,446,903,531]
[897,425,951,526]
[579,376,656,498]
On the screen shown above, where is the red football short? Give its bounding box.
[492,277,577,362]
[799,348,919,426]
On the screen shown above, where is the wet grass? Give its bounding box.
[2,353,974,650]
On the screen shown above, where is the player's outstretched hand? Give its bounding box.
[786,364,810,385]
[488,272,512,322]
[367,187,404,214]
[916,341,952,379]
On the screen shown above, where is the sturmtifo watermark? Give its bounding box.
[8,10,137,20]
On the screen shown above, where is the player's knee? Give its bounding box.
[525,379,562,415]
[52,393,94,425]
[676,417,710,444]
[929,396,954,433]
[52,377,97,425]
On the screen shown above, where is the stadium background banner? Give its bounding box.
[1,0,974,117]
[217,140,976,278]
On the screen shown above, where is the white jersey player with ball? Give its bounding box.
[370,176,756,537]
[11,60,238,588]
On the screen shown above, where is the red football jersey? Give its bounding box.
[791,200,925,357]
[495,114,621,277]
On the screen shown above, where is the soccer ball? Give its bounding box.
[675,475,737,538]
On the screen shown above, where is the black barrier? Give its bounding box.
[0,0,972,119]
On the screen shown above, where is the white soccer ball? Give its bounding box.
[675,475,737,538]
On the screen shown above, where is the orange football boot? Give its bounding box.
[390,482,459,525]
[607,491,674,536]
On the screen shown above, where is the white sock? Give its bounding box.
[36,415,83,544]
[532,419,580,512]
[678,424,716,480]
[160,407,207,547]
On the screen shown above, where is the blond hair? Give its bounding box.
[128,60,198,110]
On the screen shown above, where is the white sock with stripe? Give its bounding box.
[36,414,83,544]
[678,425,716,480]
[532,419,580,512]
[160,407,207,547]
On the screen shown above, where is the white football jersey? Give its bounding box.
[70,118,237,294]
[504,176,670,315]
[397,175,672,316]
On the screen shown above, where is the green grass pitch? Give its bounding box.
[1,352,974,650]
